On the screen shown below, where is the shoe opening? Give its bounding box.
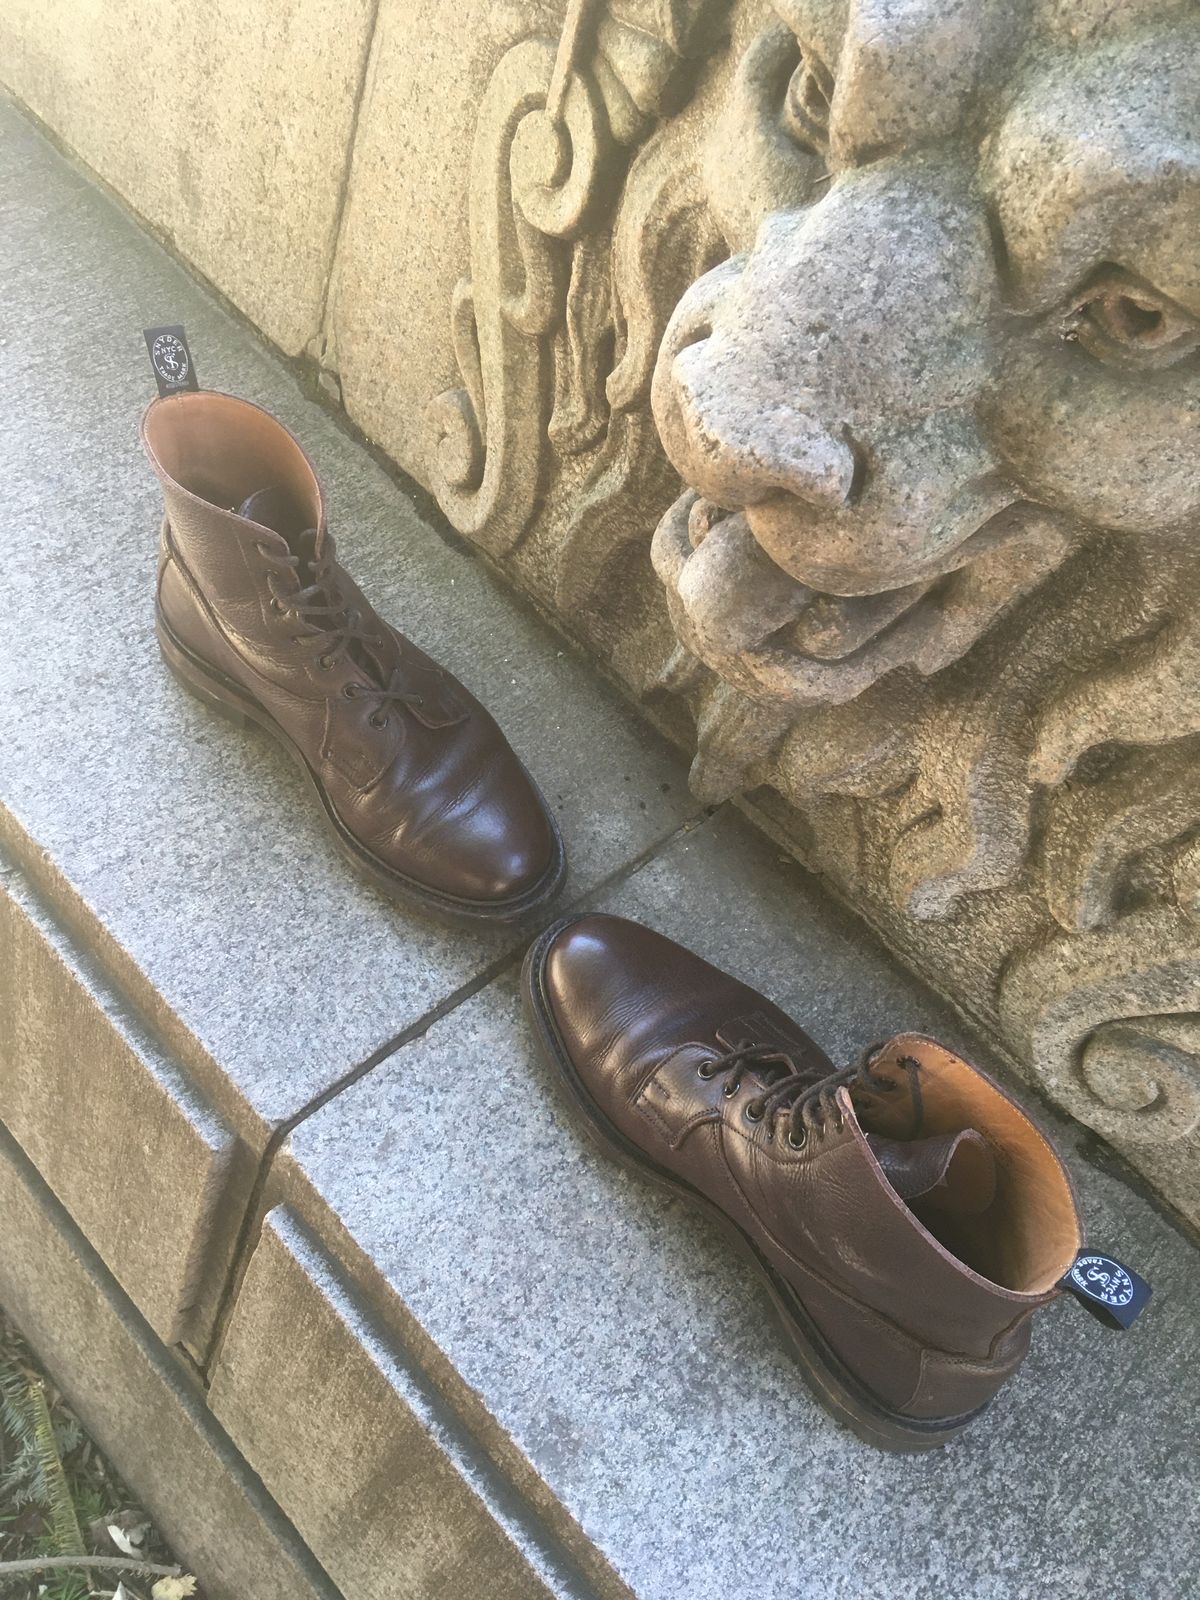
[863,1036,1081,1295]
[142,391,320,529]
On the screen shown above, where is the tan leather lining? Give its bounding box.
[142,392,321,526]
[879,1035,1081,1294]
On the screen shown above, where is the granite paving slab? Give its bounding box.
[0,96,695,1345]
[213,810,1200,1600]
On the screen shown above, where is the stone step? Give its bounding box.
[0,95,694,1356]
[211,811,1200,1600]
[2,87,1198,1600]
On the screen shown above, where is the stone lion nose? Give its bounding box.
[665,336,859,512]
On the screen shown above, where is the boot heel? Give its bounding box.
[156,617,255,731]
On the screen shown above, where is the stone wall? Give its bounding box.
[4,0,1197,1226]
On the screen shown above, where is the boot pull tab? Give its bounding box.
[143,324,200,397]
[1058,1250,1152,1329]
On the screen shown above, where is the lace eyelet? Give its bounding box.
[696,1060,716,1080]
[722,1082,738,1099]
[342,684,359,699]
[318,653,334,670]
[787,1129,807,1151]
[744,1102,764,1124]
[369,712,388,729]
[270,597,285,615]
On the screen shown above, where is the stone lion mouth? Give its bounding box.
[684,493,935,662]
[651,488,1075,707]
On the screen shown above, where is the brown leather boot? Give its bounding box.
[523,914,1083,1450]
[142,391,564,923]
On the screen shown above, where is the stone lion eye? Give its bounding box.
[782,47,834,154]
[1065,270,1200,369]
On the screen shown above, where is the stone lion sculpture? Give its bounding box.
[429,0,1200,1215]
[653,0,1199,886]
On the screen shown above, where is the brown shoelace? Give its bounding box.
[698,1041,922,1149]
[257,538,427,728]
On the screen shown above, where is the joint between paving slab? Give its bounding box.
[200,807,714,1376]
[273,808,713,1149]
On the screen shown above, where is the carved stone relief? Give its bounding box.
[426,0,1200,1222]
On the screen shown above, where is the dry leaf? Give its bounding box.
[151,1579,198,1600]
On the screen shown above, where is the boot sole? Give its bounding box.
[521,917,988,1453]
[156,607,567,927]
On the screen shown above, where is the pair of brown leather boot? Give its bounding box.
[143,387,1114,1452]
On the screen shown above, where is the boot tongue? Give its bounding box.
[236,487,330,607]
[236,485,308,539]
[867,1128,996,1218]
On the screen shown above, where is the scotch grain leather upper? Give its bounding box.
[525,914,1083,1449]
[142,390,564,922]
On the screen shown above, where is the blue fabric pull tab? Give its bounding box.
[143,325,200,397]
[1059,1251,1151,1330]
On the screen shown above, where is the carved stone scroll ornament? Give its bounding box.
[995,725,1200,1150]
[552,123,727,620]
[999,908,1200,1147]
[424,27,607,555]
[425,0,727,559]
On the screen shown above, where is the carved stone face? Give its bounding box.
[651,0,1200,706]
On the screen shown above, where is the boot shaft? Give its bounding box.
[726,1032,1081,1362]
[142,391,324,623]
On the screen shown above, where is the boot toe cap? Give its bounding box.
[373,781,561,910]
[445,808,561,905]
[539,914,711,1078]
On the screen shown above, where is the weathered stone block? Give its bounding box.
[0,0,375,354]
[212,810,1200,1600]
[0,859,240,1348]
[212,1210,595,1600]
[0,1124,338,1600]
